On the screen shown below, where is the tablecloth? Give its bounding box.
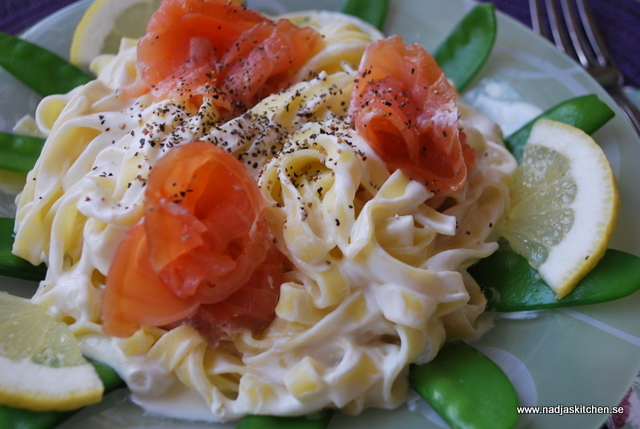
[1,0,639,428]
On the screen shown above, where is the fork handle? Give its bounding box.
[608,88,640,137]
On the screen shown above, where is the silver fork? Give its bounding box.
[530,0,640,136]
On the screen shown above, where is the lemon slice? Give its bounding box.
[501,119,619,298]
[0,292,103,411]
[70,0,162,67]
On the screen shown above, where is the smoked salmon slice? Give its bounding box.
[184,246,284,346]
[120,0,323,117]
[350,35,476,194]
[101,222,201,337]
[102,141,284,340]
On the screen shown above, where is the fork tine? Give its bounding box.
[530,0,550,38]
[544,0,576,57]
[575,0,615,68]
[560,0,593,68]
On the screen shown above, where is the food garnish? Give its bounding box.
[0,33,92,97]
[410,341,519,429]
[505,93,615,162]
[350,35,476,194]
[472,248,640,311]
[0,293,103,412]
[501,119,619,298]
[70,0,163,68]
[340,0,389,30]
[433,3,497,92]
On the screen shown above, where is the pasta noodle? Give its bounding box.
[12,8,517,422]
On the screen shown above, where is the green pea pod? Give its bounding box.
[0,32,93,98]
[504,94,615,163]
[86,358,125,394]
[340,0,389,30]
[0,217,46,281]
[409,341,519,429]
[0,404,74,429]
[0,359,124,429]
[236,409,334,429]
[0,132,45,174]
[470,248,640,312]
[433,3,497,92]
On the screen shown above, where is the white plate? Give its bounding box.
[1,0,640,428]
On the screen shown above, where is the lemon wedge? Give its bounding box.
[70,0,162,67]
[501,119,619,299]
[0,292,103,411]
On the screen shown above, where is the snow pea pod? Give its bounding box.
[470,248,640,312]
[433,3,496,92]
[0,402,74,429]
[0,32,92,97]
[0,217,46,281]
[236,410,334,429]
[340,0,389,30]
[0,131,45,174]
[0,218,47,281]
[409,341,519,429]
[475,94,623,311]
[504,94,614,163]
[0,359,124,429]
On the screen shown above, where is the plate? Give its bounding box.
[1,0,640,428]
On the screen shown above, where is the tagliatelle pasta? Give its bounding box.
[12,6,517,423]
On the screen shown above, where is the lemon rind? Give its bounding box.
[514,119,619,298]
[70,0,160,67]
[0,355,104,411]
